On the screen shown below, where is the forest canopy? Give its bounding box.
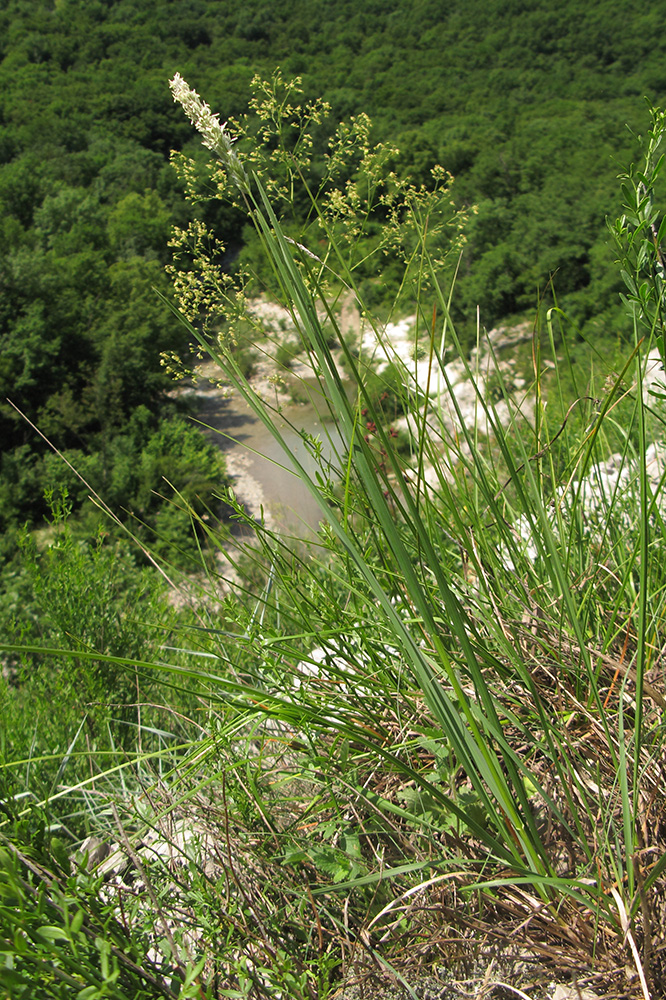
[1,0,665,543]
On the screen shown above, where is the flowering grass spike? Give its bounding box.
[169,72,249,194]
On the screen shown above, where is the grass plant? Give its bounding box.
[2,79,666,999]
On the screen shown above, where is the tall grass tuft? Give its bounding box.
[2,78,666,999]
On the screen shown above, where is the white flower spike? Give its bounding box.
[169,73,249,194]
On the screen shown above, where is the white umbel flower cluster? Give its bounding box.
[169,73,249,194]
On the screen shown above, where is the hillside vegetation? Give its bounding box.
[2,48,666,997]
[3,5,666,998]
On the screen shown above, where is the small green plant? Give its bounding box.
[611,102,666,377]
[275,341,295,370]
[0,824,211,999]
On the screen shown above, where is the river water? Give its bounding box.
[194,378,349,539]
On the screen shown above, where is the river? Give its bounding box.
[193,374,349,539]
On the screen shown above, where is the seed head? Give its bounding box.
[169,73,249,194]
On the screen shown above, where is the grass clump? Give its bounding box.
[2,79,666,1000]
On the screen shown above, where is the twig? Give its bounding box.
[610,887,652,1000]
[111,803,186,972]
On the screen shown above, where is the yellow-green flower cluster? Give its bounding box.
[165,219,250,349]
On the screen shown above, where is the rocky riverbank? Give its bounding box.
[183,298,536,533]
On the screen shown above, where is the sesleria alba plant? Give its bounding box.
[3,75,666,999]
[155,72,666,994]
